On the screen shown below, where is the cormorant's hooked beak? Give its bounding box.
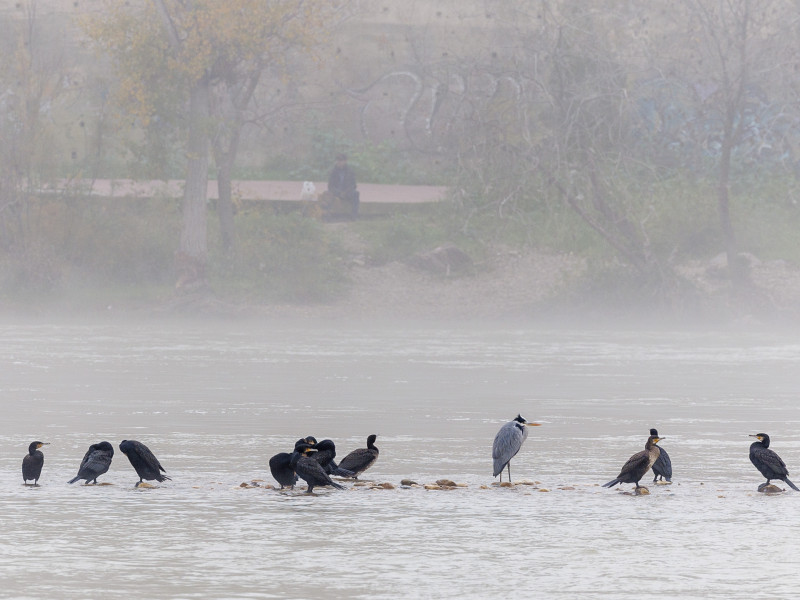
[749,434,762,440]
[38,442,50,448]
[654,437,664,443]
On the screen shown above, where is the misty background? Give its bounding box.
[0,0,799,325]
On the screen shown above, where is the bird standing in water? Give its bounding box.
[649,428,672,482]
[269,438,315,489]
[492,415,541,482]
[292,443,345,494]
[22,441,49,485]
[603,434,663,490]
[749,433,799,491]
[68,441,114,484]
[119,440,171,487]
[311,439,356,478]
[338,434,379,479]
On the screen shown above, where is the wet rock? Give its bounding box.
[436,479,457,487]
[373,482,395,490]
[353,481,370,487]
[558,486,575,491]
[538,488,550,492]
[516,479,537,486]
[400,479,418,486]
[759,484,784,494]
[480,485,489,490]
[634,487,650,496]
[423,484,441,490]
[136,482,156,489]
[656,480,672,485]
[406,244,473,276]
[498,482,514,488]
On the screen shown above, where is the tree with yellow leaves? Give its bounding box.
[84,0,337,289]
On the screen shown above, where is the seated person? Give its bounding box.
[327,153,359,217]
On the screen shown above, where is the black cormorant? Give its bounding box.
[603,434,663,490]
[269,451,297,489]
[22,441,49,485]
[312,439,356,478]
[291,443,345,494]
[68,441,114,484]
[749,433,799,491]
[338,434,379,479]
[269,438,312,489]
[119,440,171,487]
[492,415,541,482]
[649,428,672,482]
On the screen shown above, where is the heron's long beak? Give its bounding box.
[525,422,542,427]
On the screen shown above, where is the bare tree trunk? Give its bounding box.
[177,77,210,292]
[213,128,240,254]
[717,132,744,285]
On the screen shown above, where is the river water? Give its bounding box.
[1,319,799,599]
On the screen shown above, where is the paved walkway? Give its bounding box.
[53,179,447,204]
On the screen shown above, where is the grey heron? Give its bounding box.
[492,415,541,482]
[749,433,799,491]
[602,434,663,490]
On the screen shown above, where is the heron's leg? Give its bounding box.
[507,462,512,483]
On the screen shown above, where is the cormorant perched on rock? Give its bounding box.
[749,433,799,491]
[312,439,356,478]
[291,444,345,494]
[650,428,672,482]
[22,441,49,485]
[119,440,171,487]
[492,415,541,482]
[269,438,312,489]
[339,434,379,479]
[68,441,114,484]
[269,451,297,489]
[603,434,663,490]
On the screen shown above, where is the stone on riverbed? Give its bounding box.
[758,484,784,494]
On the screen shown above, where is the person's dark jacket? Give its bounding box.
[328,165,357,199]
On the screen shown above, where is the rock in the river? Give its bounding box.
[634,487,650,496]
[400,479,418,486]
[759,484,784,494]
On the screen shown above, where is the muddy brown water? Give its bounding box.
[2,320,799,598]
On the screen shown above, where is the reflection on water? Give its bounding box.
[1,320,800,598]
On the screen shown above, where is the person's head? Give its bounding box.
[335,153,347,166]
